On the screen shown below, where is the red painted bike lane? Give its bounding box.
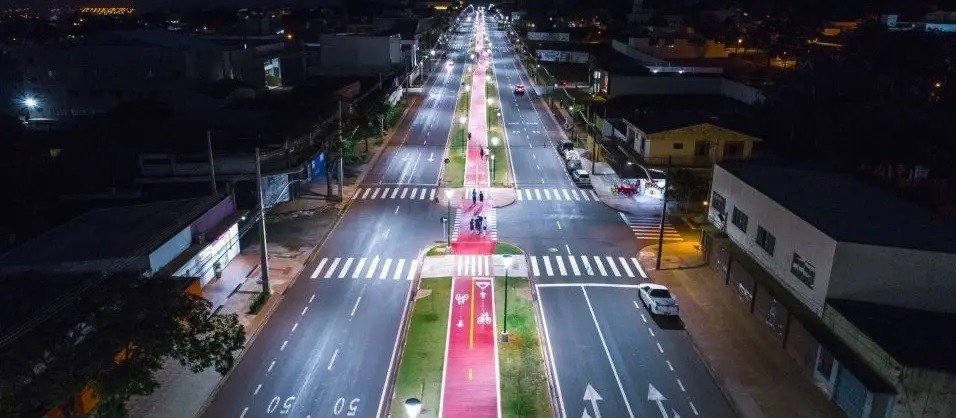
[439,276,500,418]
[439,18,501,418]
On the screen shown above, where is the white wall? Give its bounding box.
[710,166,838,314]
[148,226,192,273]
[608,74,722,97]
[829,243,956,314]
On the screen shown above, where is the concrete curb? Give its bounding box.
[379,246,427,418]
[637,245,745,418]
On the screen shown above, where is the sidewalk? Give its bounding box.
[637,242,844,418]
[577,150,663,215]
[126,94,421,418]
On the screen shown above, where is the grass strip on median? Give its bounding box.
[390,278,451,418]
[443,67,473,187]
[496,276,554,418]
[493,242,522,255]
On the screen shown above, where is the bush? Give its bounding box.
[248,292,270,314]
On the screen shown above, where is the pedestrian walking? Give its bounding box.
[469,218,475,233]
[480,147,485,159]
[468,132,472,142]
[479,190,484,203]
[472,189,478,205]
[483,224,488,236]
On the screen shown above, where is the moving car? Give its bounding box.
[638,283,679,316]
[513,84,526,95]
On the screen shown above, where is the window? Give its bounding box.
[756,226,775,255]
[673,142,684,150]
[731,207,748,233]
[711,191,726,213]
[790,253,816,288]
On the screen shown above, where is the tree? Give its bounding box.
[0,274,245,417]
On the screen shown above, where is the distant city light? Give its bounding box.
[23,97,37,108]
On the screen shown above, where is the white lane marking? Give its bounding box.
[565,244,571,255]
[254,384,262,394]
[267,360,276,372]
[311,258,328,279]
[384,228,390,239]
[381,187,390,198]
[351,296,362,317]
[280,340,288,351]
[582,287,636,418]
[401,188,409,199]
[542,256,554,276]
[395,205,401,214]
[632,258,647,279]
[541,177,545,184]
[556,220,562,230]
[327,348,339,370]
[338,258,353,279]
[676,378,685,392]
[366,257,381,279]
[406,259,419,281]
[593,256,608,276]
[657,342,664,353]
[666,360,674,371]
[536,164,541,170]
[606,256,621,276]
[571,190,580,200]
[642,313,648,322]
[410,187,418,199]
[551,189,561,200]
[370,188,380,199]
[326,257,342,278]
[562,189,571,200]
[291,322,298,333]
[420,188,428,199]
[544,189,552,200]
[240,407,249,418]
[690,401,699,415]
[391,188,400,198]
[555,256,567,276]
[568,255,581,275]
[361,188,372,199]
[309,294,315,303]
[530,256,540,276]
[534,189,541,199]
[430,189,437,200]
[648,327,655,337]
[301,306,308,316]
[619,257,634,278]
[580,256,593,275]
[380,258,393,279]
[393,259,406,281]
[352,258,367,279]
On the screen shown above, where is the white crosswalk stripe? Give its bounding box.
[455,255,492,276]
[620,212,684,241]
[488,208,498,241]
[450,208,463,242]
[311,257,418,281]
[515,188,599,202]
[355,186,440,201]
[525,255,646,279]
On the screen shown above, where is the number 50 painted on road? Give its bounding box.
[334,397,360,416]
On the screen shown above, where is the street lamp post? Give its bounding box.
[490,154,495,182]
[444,189,455,247]
[404,398,422,418]
[501,254,514,342]
[459,115,468,152]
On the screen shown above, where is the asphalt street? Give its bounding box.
[202,23,473,418]
[484,17,737,418]
[364,27,471,186]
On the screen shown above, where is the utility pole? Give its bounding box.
[206,129,217,196]
[255,147,271,294]
[338,101,345,200]
[655,156,672,270]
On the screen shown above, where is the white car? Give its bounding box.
[638,283,679,316]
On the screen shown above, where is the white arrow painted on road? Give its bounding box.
[583,384,603,418]
[672,409,681,418]
[427,152,435,162]
[648,384,669,418]
[582,410,593,418]
[457,319,464,328]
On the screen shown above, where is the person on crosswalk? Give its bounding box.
[479,190,484,203]
[472,189,478,205]
[469,218,475,234]
[480,147,485,160]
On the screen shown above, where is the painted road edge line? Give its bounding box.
[535,286,568,418]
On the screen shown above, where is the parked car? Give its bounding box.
[566,158,582,172]
[638,283,679,316]
[514,84,526,95]
[571,169,591,185]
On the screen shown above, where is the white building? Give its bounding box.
[705,161,956,418]
[710,162,956,315]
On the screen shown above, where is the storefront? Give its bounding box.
[173,224,240,287]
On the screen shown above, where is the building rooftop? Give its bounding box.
[79,29,225,51]
[0,196,224,271]
[718,161,956,253]
[828,299,956,373]
[608,94,757,135]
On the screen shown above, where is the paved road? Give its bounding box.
[485,17,737,418]
[364,27,471,186]
[202,23,473,418]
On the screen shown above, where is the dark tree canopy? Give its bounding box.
[0,274,245,417]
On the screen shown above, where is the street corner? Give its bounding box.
[638,241,709,274]
[489,187,517,208]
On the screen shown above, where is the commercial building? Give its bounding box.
[0,195,245,288]
[702,161,956,418]
[316,33,403,76]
